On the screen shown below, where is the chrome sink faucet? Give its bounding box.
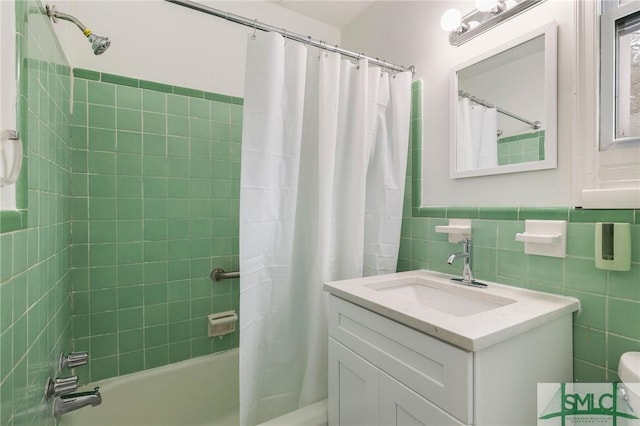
[447,238,487,288]
[53,387,102,417]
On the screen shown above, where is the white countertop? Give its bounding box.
[324,269,580,352]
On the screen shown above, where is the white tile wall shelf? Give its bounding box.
[516,220,567,258]
[435,219,471,243]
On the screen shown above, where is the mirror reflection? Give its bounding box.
[451,23,556,178]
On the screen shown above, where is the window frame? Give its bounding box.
[600,0,640,150]
[576,0,640,209]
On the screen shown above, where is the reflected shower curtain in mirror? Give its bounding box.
[456,98,498,170]
[239,32,411,425]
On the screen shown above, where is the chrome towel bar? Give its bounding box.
[210,268,240,281]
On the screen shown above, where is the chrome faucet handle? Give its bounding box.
[45,376,79,400]
[55,376,79,394]
[60,351,88,370]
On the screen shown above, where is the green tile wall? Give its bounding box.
[498,130,545,165]
[0,1,73,424]
[399,215,640,382]
[70,70,241,383]
[402,81,640,383]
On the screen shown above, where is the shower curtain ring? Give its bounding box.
[251,18,257,39]
[356,53,363,70]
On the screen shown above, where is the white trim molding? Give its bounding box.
[581,187,640,209]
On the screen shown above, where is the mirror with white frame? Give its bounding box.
[450,21,557,179]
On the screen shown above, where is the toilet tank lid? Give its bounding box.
[619,352,640,383]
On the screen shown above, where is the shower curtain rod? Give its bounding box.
[458,90,541,130]
[164,0,415,75]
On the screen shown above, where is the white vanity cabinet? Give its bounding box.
[328,294,574,426]
[330,339,465,426]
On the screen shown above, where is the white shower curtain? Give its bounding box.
[456,98,498,170]
[239,32,411,426]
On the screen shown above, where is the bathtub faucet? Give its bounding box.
[53,387,102,417]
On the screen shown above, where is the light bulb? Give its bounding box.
[440,8,462,32]
[475,0,498,12]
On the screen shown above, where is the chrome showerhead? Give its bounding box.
[45,4,111,55]
[88,33,110,55]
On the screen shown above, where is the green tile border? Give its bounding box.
[569,208,635,223]
[447,207,479,219]
[174,86,204,98]
[478,207,519,220]
[411,81,423,212]
[74,68,243,106]
[73,68,100,81]
[0,210,27,233]
[410,206,637,223]
[519,207,569,221]
[140,80,173,94]
[102,73,139,88]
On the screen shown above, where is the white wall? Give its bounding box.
[52,0,341,97]
[343,0,576,207]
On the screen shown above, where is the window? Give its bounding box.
[600,0,640,149]
[615,11,640,139]
[579,0,640,208]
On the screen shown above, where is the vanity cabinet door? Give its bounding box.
[329,295,473,423]
[379,372,466,426]
[328,338,379,426]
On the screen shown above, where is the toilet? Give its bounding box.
[619,352,640,413]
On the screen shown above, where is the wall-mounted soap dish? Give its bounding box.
[435,219,471,243]
[515,220,566,258]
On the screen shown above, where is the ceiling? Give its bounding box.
[270,1,375,28]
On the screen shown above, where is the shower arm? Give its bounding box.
[45,4,110,55]
[46,5,92,36]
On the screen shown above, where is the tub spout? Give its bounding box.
[53,387,102,417]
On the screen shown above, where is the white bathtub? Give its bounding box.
[59,348,327,426]
[60,349,239,426]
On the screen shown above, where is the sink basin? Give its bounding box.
[365,278,515,317]
[324,269,580,351]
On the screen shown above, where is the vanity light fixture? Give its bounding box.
[441,0,545,46]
